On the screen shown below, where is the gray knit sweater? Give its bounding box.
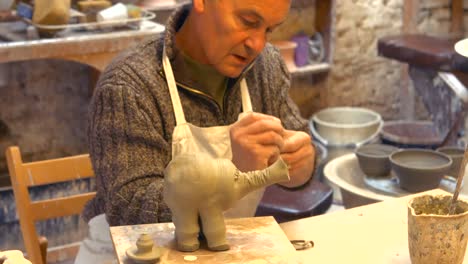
[83,5,309,226]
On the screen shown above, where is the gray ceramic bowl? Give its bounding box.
[355,144,399,177]
[436,147,464,178]
[390,149,452,192]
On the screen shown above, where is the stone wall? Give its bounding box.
[0,60,93,251]
[328,0,455,120]
[0,60,91,177]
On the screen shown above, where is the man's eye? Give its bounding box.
[241,17,259,28]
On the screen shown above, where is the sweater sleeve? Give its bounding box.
[87,67,172,226]
[263,45,311,136]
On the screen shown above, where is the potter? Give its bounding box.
[164,154,289,251]
[76,0,315,262]
[157,0,311,249]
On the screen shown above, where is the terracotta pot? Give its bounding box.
[33,0,71,37]
[137,0,177,8]
[408,195,468,264]
[0,0,14,11]
[271,40,297,71]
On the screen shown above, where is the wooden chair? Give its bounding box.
[5,146,95,264]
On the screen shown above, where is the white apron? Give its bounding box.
[163,46,265,217]
[75,47,264,264]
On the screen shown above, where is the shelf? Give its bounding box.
[289,62,331,76]
[140,0,190,11]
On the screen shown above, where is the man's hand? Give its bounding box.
[278,130,315,188]
[230,113,285,172]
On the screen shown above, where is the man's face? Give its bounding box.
[193,0,291,77]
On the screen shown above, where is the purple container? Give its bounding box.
[16,3,33,20]
[291,34,310,67]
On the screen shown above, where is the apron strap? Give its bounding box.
[240,78,253,113]
[163,44,253,124]
[163,46,187,125]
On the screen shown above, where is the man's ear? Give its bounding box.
[192,0,205,13]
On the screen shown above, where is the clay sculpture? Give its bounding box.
[163,154,290,252]
[126,233,161,264]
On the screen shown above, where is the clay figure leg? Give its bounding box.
[199,206,229,251]
[171,205,200,252]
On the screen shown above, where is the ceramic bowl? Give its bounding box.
[310,107,382,146]
[390,149,452,192]
[436,147,465,178]
[355,144,399,177]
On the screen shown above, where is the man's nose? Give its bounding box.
[244,31,267,55]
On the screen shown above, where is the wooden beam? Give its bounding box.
[315,0,335,108]
[401,0,420,120]
[403,0,419,34]
[451,0,464,37]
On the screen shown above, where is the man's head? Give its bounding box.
[176,0,291,78]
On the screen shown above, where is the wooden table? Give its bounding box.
[280,189,468,263]
[110,189,468,263]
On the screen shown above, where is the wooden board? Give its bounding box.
[110,216,299,264]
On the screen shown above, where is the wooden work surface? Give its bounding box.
[280,189,468,263]
[110,216,298,264]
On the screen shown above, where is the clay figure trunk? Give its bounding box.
[163,154,290,252]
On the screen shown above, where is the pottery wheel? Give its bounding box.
[364,174,459,197]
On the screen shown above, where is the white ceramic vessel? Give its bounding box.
[310,107,382,147]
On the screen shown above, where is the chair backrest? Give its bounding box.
[5,146,95,264]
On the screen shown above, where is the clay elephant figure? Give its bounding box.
[163,154,290,252]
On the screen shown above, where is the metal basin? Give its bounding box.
[324,153,468,209]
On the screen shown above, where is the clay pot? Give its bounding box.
[126,233,161,263]
[408,195,468,264]
[0,0,14,11]
[437,146,465,179]
[135,233,154,254]
[137,0,175,7]
[390,149,452,192]
[355,144,399,177]
[33,0,71,37]
[271,40,297,71]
